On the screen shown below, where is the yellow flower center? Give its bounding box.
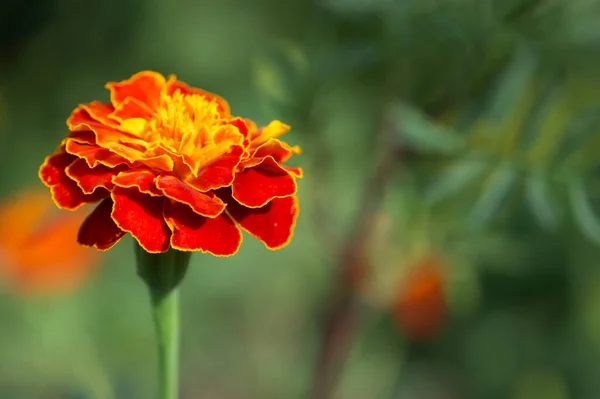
[121,91,223,155]
[119,90,244,177]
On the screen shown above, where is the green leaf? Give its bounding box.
[555,108,600,165]
[518,74,560,154]
[391,103,466,154]
[486,45,537,123]
[524,173,560,231]
[425,157,488,205]
[569,179,600,245]
[468,162,518,227]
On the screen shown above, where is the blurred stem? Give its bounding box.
[135,243,191,399]
[309,107,399,399]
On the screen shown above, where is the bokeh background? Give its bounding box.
[1,0,600,398]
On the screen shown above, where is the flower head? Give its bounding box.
[39,71,302,255]
[0,189,100,296]
[393,255,446,341]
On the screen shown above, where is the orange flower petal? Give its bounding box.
[39,152,108,210]
[78,198,126,250]
[68,108,140,149]
[111,187,171,253]
[65,139,130,168]
[80,101,118,128]
[165,75,230,116]
[66,158,126,194]
[106,71,166,110]
[109,97,154,121]
[251,120,290,146]
[253,138,301,163]
[112,169,162,196]
[225,193,298,250]
[132,153,175,172]
[232,156,297,208]
[156,174,225,217]
[164,200,242,256]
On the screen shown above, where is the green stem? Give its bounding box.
[135,242,191,399]
[150,281,180,399]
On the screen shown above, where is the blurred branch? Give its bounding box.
[308,105,400,399]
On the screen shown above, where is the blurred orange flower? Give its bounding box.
[39,71,302,255]
[0,189,99,296]
[393,255,446,341]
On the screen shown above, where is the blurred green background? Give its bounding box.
[1,0,600,398]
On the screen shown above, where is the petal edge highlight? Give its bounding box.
[111,187,171,253]
[164,200,242,256]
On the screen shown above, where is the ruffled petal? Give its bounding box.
[112,169,161,196]
[111,187,170,253]
[224,117,252,148]
[106,71,166,110]
[109,97,154,121]
[285,166,303,178]
[78,198,126,250]
[225,194,298,250]
[253,138,301,163]
[156,174,225,217]
[164,200,242,256]
[232,156,297,208]
[251,120,290,146]
[67,108,140,149]
[39,152,108,210]
[65,139,130,168]
[186,143,245,192]
[65,158,126,194]
[80,101,118,127]
[132,153,175,172]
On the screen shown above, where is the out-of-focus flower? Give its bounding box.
[0,189,99,296]
[39,71,302,256]
[392,255,446,342]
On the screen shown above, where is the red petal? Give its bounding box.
[112,169,162,196]
[106,71,166,110]
[186,144,244,192]
[65,158,125,194]
[224,117,252,147]
[232,156,297,208]
[226,194,299,250]
[164,200,242,256]
[285,166,303,178]
[78,198,126,250]
[111,187,170,253]
[156,174,225,217]
[39,152,108,210]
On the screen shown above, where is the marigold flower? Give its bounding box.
[39,71,302,256]
[393,255,446,341]
[0,189,99,295]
